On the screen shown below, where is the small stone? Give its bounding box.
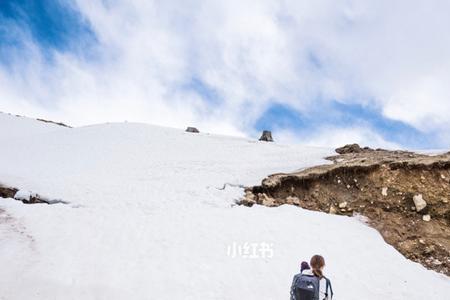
[241,192,257,206]
[419,239,425,245]
[329,205,337,214]
[424,247,433,254]
[338,201,347,208]
[432,259,442,266]
[411,206,416,211]
[241,197,256,206]
[441,174,446,179]
[346,185,351,189]
[442,198,449,204]
[413,194,427,212]
[286,196,300,205]
[354,179,358,183]
[337,179,341,184]
[381,187,388,196]
[422,214,431,222]
[424,245,436,254]
[259,193,276,206]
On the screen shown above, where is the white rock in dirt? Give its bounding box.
[286,196,300,205]
[339,201,348,208]
[422,214,431,222]
[413,194,427,212]
[259,193,276,206]
[381,187,388,196]
[442,198,449,204]
[329,205,337,214]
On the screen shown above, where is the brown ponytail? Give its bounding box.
[310,255,325,279]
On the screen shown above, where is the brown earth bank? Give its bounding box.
[0,185,17,199]
[240,144,450,276]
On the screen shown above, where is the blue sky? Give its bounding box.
[0,0,94,53]
[255,101,437,149]
[1,0,450,149]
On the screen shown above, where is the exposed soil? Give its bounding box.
[240,146,450,276]
[0,185,18,199]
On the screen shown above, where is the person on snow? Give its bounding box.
[300,261,310,273]
[290,255,333,300]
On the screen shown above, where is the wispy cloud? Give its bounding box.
[1,0,449,148]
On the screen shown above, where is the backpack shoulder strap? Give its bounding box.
[324,277,333,299]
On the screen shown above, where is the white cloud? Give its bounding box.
[274,126,400,149]
[1,0,450,147]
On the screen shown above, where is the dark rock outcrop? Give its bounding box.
[36,118,71,128]
[259,130,274,142]
[186,127,200,133]
[335,143,363,154]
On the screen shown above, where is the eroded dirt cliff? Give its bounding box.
[241,145,450,275]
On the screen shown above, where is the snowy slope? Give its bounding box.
[0,114,448,299]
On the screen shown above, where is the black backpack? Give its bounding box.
[291,273,333,300]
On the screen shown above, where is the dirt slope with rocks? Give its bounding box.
[241,144,450,275]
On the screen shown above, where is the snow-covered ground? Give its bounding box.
[0,113,448,299]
